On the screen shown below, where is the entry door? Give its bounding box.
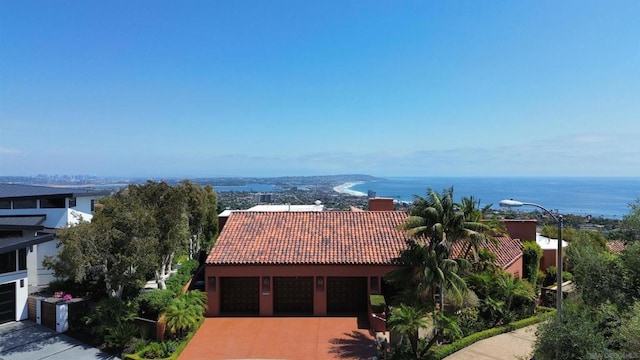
[273,277,313,315]
[327,277,368,314]
[0,283,16,324]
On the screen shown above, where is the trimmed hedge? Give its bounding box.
[430,308,556,359]
[370,295,386,313]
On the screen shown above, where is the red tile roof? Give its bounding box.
[606,240,626,254]
[206,211,522,268]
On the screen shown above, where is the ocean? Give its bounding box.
[349,177,640,219]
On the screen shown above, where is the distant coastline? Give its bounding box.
[332,182,367,197]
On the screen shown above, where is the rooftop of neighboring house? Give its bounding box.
[0,233,55,253]
[218,202,325,217]
[536,233,569,250]
[0,183,110,200]
[206,211,522,268]
[606,240,626,254]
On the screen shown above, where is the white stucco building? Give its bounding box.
[0,184,110,323]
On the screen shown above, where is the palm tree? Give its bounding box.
[480,296,505,326]
[495,272,535,311]
[164,298,198,338]
[386,239,469,310]
[182,290,208,316]
[458,196,505,261]
[164,291,208,338]
[387,304,430,358]
[394,187,477,310]
[425,311,463,349]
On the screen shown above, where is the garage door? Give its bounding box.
[220,277,259,315]
[273,277,313,315]
[327,277,367,314]
[0,283,16,324]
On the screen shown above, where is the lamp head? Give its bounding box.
[499,199,524,207]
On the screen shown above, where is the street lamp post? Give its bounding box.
[499,199,564,313]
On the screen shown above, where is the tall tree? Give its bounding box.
[50,190,159,298]
[620,198,640,243]
[129,181,190,290]
[387,239,469,310]
[394,187,500,309]
[178,181,218,259]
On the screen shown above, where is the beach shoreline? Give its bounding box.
[332,182,367,197]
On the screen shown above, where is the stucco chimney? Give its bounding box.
[369,198,394,211]
[503,219,537,241]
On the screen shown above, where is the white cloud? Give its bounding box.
[0,147,20,154]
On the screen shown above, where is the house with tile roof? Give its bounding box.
[0,184,109,324]
[204,205,526,317]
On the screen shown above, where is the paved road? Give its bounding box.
[443,324,538,360]
[0,320,119,360]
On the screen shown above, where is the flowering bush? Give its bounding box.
[63,293,73,301]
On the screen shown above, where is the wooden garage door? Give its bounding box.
[220,277,259,315]
[0,283,16,324]
[274,277,313,315]
[327,277,367,314]
[42,301,57,330]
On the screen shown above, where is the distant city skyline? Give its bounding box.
[1,1,639,177]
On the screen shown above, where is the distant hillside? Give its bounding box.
[0,174,381,188]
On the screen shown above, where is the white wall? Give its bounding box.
[73,196,98,214]
[25,239,59,286]
[0,271,29,321]
[27,244,38,285]
[0,194,100,228]
[35,240,59,285]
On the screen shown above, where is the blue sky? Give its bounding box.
[1,1,639,177]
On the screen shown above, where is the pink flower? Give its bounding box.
[62,294,72,301]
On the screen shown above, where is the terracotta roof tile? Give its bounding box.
[206,211,522,268]
[606,240,626,254]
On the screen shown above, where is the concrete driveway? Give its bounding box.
[179,317,377,360]
[0,320,118,360]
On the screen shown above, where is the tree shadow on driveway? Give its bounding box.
[329,330,376,359]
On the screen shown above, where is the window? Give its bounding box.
[40,197,66,208]
[90,199,95,212]
[68,198,77,208]
[18,248,27,270]
[12,199,37,209]
[0,251,17,274]
[0,200,10,209]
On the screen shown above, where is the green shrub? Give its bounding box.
[137,290,174,320]
[370,295,386,313]
[523,241,543,287]
[177,260,199,276]
[166,260,200,295]
[563,271,574,282]
[175,255,189,265]
[105,322,140,349]
[142,341,178,359]
[85,297,138,340]
[456,307,484,336]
